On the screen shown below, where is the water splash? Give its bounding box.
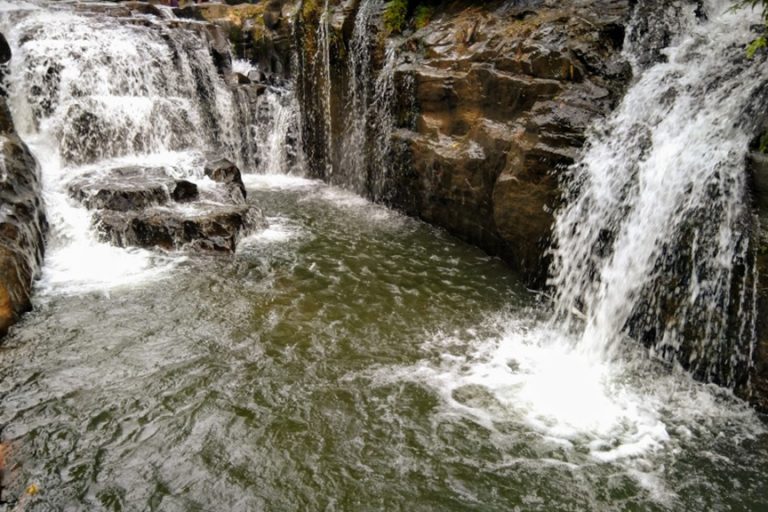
[550,0,767,386]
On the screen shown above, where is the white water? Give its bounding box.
[361,0,768,498]
[550,0,766,384]
[338,0,381,192]
[0,3,268,295]
[0,0,765,505]
[251,88,303,175]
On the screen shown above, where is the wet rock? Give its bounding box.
[95,204,265,253]
[748,150,768,412]
[67,166,173,211]
[233,72,252,85]
[0,33,11,65]
[380,0,633,285]
[750,151,768,211]
[205,158,247,201]
[0,103,47,336]
[754,222,768,413]
[263,9,281,31]
[171,180,199,203]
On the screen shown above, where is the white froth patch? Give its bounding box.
[231,59,257,76]
[242,173,319,190]
[38,243,180,297]
[315,187,371,208]
[359,314,765,499]
[238,216,303,247]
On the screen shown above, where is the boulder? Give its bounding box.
[67,166,173,211]
[0,107,47,336]
[171,179,199,203]
[204,158,247,200]
[95,204,265,253]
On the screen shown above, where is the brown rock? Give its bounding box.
[67,166,173,211]
[204,158,247,201]
[95,204,265,253]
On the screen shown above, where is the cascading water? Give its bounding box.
[337,0,381,193]
[0,2,299,294]
[550,0,768,388]
[368,40,398,201]
[1,1,768,510]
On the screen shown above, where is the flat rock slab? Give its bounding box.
[68,166,174,211]
[95,204,266,253]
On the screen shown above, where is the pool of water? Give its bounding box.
[0,175,766,511]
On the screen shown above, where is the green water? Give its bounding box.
[0,177,766,511]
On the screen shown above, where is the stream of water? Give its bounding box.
[0,1,766,511]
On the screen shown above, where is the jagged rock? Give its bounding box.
[205,158,247,201]
[172,180,199,203]
[383,0,632,285]
[67,166,173,211]
[95,204,264,253]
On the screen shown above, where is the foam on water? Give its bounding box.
[361,313,764,498]
[238,216,303,246]
[242,173,319,190]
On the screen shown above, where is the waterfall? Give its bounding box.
[0,2,296,294]
[369,40,398,202]
[549,0,768,388]
[251,86,303,175]
[337,0,381,193]
[2,6,250,169]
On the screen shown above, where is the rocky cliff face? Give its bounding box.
[290,0,633,286]
[389,0,632,286]
[748,151,768,411]
[0,35,47,336]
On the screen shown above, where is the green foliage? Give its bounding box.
[735,0,768,56]
[759,132,768,153]
[383,0,408,34]
[413,5,434,30]
[748,36,768,58]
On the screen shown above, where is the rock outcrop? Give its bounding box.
[0,85,47,336]
[748,151,768,412]
[289,0,632,285]
[69,160,264,253]
[386,1,631,286]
